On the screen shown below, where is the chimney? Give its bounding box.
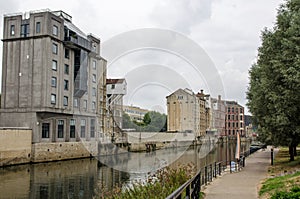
[218,95,221,101]
[201,89,203,94]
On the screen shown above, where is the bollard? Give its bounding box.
[271,148,274,165]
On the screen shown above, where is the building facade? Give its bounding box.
[123,105,149,122]
[166,88,201,138]
[0,10,107,144]
[224,101,245,137]
[210,95,226,136]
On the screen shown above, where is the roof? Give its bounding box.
[106,78,126,84]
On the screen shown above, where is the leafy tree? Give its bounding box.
[247,0,300,161]
[143,112,151,125]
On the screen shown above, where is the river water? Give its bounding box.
[0,140,249,199]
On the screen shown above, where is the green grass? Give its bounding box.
[259,147,300,198]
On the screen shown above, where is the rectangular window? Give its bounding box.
[240,108,243,114]
[92,87,96,96]
[92,101,96,110]
[52,43,58,54]
[42,123,50,138]
[236,115,238,121]
[70,119,76,138]
[92,60,96,69]
[90,119,95,138]
[21,24,29,37]
[232,130,235,135]
[231,107,234,113]
[64,80,69,90]
[92,74,96,83]
[57,120,64,138]
[227,115,230,120]
[36,22,41,33]
[83,100,87,109]
[228,122,230,127]
[240,115,243,120]
[111,84,115,89]
[51,94,56,104]
[232,122,235,128]
[74,98,79,107]
[53,25,58,36]
[63,96,68,106]
[236,122,239,128]
[64,64,69,74]
[227,107,230,113]
[52,60,57,71]
[10,25,15,36]
[240,122,243,128]
[80,119,86,138]
[51,77,57,87]
[65,48,69,59]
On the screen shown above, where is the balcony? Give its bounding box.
[64,35,92,52]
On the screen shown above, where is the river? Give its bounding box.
[0,140,250,199]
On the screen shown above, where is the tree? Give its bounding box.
[247,0,300,161]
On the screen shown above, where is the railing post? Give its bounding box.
[219,162,221,175]
[186,184,190,199]
[210,164,213,182]
[214,162,217,178]
[205,166,208,185]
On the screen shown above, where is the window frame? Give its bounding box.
[70,119,76,138]
[51,94,56,104]
[63,96,68,106]
[52,60,57,71]
[57,120,64,138]
[10,25,15,36]
[53,25,58,36]
[51,76,57,87]
[41,123,50,138]
[36,22,41,33]
[64,80,69,90]
[52,43,58,54]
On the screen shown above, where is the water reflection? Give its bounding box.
[0,141,249,199]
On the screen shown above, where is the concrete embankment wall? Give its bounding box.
[31,141,98,163]
[0,129,32,166]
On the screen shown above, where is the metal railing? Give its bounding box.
[166,161,224,199]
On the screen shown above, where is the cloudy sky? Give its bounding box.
[0,0,284,114]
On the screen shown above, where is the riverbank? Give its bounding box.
[203,147,274,199]
[259,147,300,198]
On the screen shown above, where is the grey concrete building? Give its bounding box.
[0,10,107,145]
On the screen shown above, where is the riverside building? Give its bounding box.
[0,10,107,160]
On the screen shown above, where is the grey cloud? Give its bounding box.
[150,0,213,34]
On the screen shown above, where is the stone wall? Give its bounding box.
[0,128,32,166]
[31,141,98,163]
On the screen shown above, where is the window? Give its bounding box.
[64,80,69,90]
[10,25,15,36]
[83,100,87,109]
[63,96,68,106]
[232,122,235,128]
[57,120,64,138]
[65,49,69,59]
[92,101,96,110]
[52,60,57,71]
[236,122,239,128]
[52,43,58,54]
[227,107,230,113]
[51,77,57,87]
[21,24,29,37]
[36,22,41,33]
[227,115,230,120]
[74,98,79,107]
[231,107,234,113]
[228,122,230,127]
[80,119,86,138]
[64,64,69,74]
[53,25,58,36]
[92,74,96,83]
[70,119,76,138]
[236,115,238,121]
[90,119,95,138]
[240,115,243,120]
[92,87,96,96]
[232,130,235,135]
[111,84,115,89]
[51,94,56,104]
[240,122,243,128]
[240,108,243,114]
[42,123,50,138]
[92,60,96,69]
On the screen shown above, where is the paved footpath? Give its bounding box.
[204,148,275,199]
